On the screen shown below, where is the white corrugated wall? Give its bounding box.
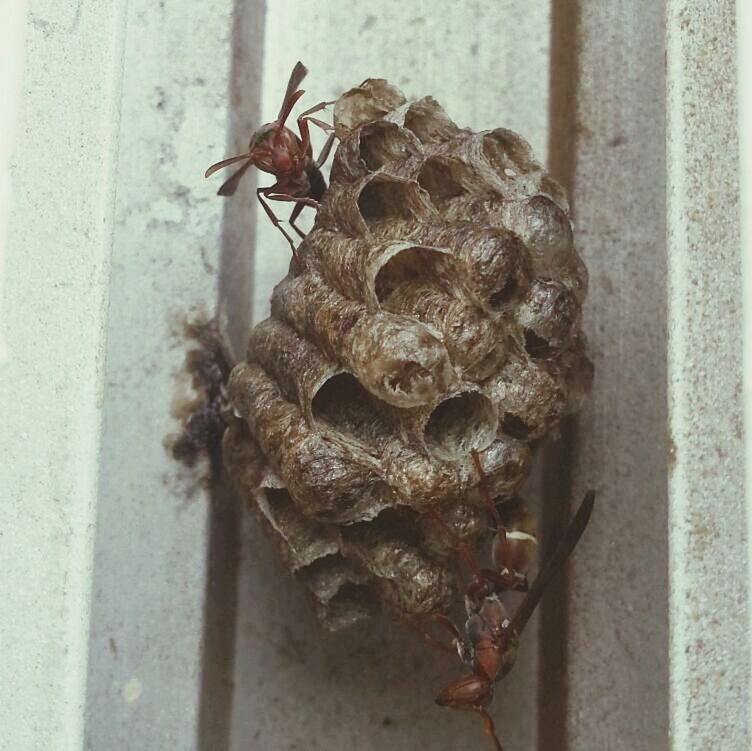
[0,1,748,749]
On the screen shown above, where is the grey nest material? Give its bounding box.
[223,78,592,631]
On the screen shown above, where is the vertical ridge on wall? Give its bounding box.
[198,2,267,749]
[83,2,243,749]
[0,1,128,749]
[566,1,670,748]
[740,0,752,737]
[539,2,581,749]
[216,1,266,357]
[667,1,749,748]
[547,0,580,189]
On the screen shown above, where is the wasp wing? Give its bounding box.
[278,61,309,121]
[217,158,254,196]
[510,491,595,636]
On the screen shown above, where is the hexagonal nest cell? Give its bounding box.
[222,77,592,630]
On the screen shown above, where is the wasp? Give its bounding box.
[421,451,595,751]
[205,61,336,255]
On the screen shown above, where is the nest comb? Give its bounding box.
[222,78,592,630]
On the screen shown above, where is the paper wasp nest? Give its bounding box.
[223,79,592,630]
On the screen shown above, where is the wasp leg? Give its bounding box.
[403,613,464,656]
[426,506,483,577]
[470,449,504,530]
[314,133,337,170]
[267,193,321,240]
[304,116,335,133]
[255,187,299,255]
[475,706,504,751]
[402,619,456,656]
[266,193,320,210]
[288,201,308,239]
[297,100,336,157]
[298,99,336,119]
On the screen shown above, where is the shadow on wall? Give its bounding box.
[197,0,266,748]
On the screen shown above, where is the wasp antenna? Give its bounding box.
[205,152,252,178]
[470,449,503,530]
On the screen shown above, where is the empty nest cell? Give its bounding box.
[356,175,435,229]
[423,390,497,462]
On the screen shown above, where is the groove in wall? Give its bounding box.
[538,1,581,750]
[538,418,578,751]
[197,477,243,751]
[216,1,266,359]
[197,2,267,749]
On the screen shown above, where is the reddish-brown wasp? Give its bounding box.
[205,61,336,255]
[421,451,595,751]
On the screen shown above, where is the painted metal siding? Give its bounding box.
[0,2,748,749]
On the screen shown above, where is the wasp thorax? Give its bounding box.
[222,78,591,629]
[466,595,519,681]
